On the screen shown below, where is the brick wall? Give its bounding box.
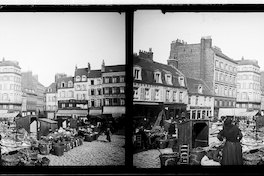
[170,43,201,80]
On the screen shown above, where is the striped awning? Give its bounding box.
[56,110,88,116]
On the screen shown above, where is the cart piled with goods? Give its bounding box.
[37,127,84,157]
[77,125,99,142]
[0,124,50,166]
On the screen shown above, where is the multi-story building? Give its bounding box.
[133,49,188,124]
[186,77,214,119]
[102,61,126,118]
[45,82,57,119]
[74,65,89,101]
[0,58,22,112]
[87,68,102,116]
[169,36,237,118]
[21,71,45,117]
[236,58,261,110]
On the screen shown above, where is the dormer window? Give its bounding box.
[154,71,162,83]
[48,88,52,92]
[68,81,73,87]
[198,85,203,94]
[82,75,87,81]
[61,82,65,88]
[179,76,185,86]
[76,76,81,82]
[165,74,172,85]
[133,66,142,80]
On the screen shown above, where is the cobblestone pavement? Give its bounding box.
[39,135,125,166]
[133,149,161,168]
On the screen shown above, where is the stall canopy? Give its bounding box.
[236,111,259,117]
[56,110,88,116]
[218,108,246,118]
[0,112,20,121]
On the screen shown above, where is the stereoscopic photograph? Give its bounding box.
[0,12,125,166]
[133,10,264,167]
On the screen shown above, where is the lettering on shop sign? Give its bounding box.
[190,106,210,109]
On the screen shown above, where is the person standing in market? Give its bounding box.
[105,127,111,142]
[217,116,243,165]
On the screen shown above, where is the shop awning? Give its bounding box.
[38,118,58,124]
[89,109,102,115]
[0,112,19,119]
[236,111,259,117]
[103,106,125,114]
[56,110,88,116]
[133,102,161,105]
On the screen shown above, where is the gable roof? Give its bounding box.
[46,82,57,93]
[133,55,186,88]
[212,48,237,64]
[88,70,101,78]
[75,68,88,77]
[105,65,125,72]
[186,77,213,96]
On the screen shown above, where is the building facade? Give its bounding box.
[186,77,214,119]
[45,82,57,119]
[102,61,126,117]
[133,49,188,124]
[169,36,237,118]
[236,58,261,110]
[0,59,22,112]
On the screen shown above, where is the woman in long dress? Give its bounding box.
[217,116,243,165]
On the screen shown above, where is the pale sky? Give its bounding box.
[0,12,125,87]
[134,11,264,72]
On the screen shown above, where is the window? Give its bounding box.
[112,87,117,94]
[120,76,125,83]
[98,89,101,95]
[195,96,198,105]
[68,81,73,87]
[105,99,110,106]
[188,96,191,104]
[120,99,125,106]
[173,91,177,102]
[215,60,219,67]
[166,90,170,101]
[91,80,94,85]
[145,88,150,100]
[76,76,81,82]
[198,85,203,94]
[104,77,109,83]
[134,87,139,99]
[113,77,117,83]
[61,82,65,88]
[215,72,218,81]
[154,71,162,83]
[104,87,109,94]
[133,66,142,80]
[91,89,95,96]
[220,62,223,69]
[215,85,218,95]
[62,103,65,108]
[179,76,185,86]
[179,92,183,102]
[120,87,125,94]
[91,100,95,107]
[224,87,228,96]
[61,91,65,98]
[165,74,172,85]
[82,75,87,81]
[155,89,159,101]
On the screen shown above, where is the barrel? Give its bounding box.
[189,147,206,165]
[53,143,64,156]
[159,152,179,168]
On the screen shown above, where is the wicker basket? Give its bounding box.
[2,155,20,166]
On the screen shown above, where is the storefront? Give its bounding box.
[164,103,187,121]
[187,106,212,120]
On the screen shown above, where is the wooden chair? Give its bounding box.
[179,144,189,165]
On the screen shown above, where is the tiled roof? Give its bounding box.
[0,60,21,69]
[105,65,125,72]
[88,70,101,78]
[133,55,185,88]
[38,118,58,124]
[75,68,88,77]
[236,59,260,68]
[56,76,74,89]
[212,48,237,64]
[46,82,57,93]
[186,77,213,96]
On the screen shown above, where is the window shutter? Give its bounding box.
[151,89,155,100]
